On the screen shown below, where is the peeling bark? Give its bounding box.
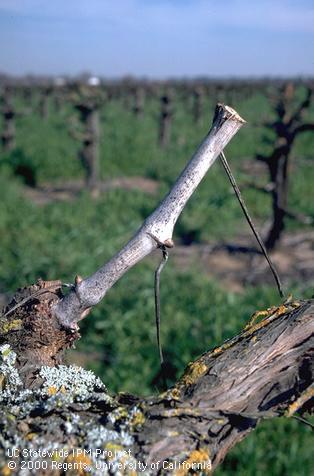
[0,291,313,474]
[132,299,313,470]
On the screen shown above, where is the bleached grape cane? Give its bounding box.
[54,104,281,362]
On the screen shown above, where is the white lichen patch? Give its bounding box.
[82,424,137,476]
[86,425,134,450]
[64,413,81,435]
[39,365,109,402]
[0,344,23,402]
[0,343,17,365]
[0,347,142,476]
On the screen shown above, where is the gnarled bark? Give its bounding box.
[0,293,313,474]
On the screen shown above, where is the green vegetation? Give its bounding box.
[0,84,313,475]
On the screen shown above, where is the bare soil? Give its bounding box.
[171,230,314,293]
[23,176,159,204]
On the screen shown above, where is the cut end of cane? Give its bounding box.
[215,103,246,126]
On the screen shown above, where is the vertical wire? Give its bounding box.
[219,151,285,299]
[154,247,168,365]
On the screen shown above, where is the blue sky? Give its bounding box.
[0,0,313,78]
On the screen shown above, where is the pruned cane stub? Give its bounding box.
[54,103,246,329]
